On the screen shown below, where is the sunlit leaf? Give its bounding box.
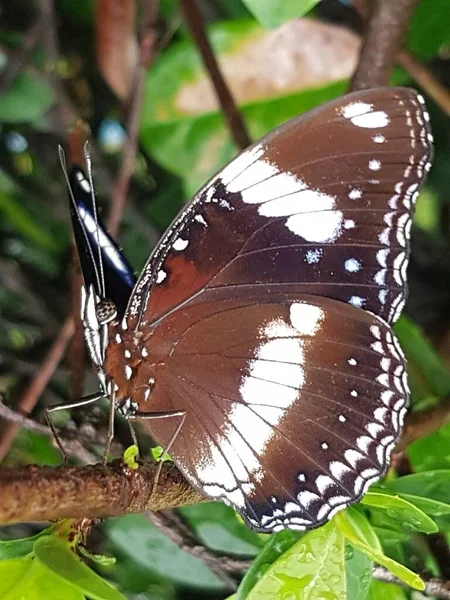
[336,509,424,591]
[247,521,346,599]
[345,545,373,600]
[361,491,438,534]
[34,535,126,600]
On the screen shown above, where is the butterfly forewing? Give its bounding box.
[125,87,432,330]
[107,292,408,532]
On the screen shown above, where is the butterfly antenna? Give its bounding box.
[84,141,106,299]
[59,144,102,295]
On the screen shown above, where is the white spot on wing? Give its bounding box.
[173,238,189,251]
[286,210,344,243]
[289,303,324,336]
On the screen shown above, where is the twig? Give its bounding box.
[373,566,450,599]
[395,397,450,452]
[107,0,160,236]
[397,50,450,116]
[0,318,75,462]
[179,0,251,150]
[0,401,96,464]
[351,0,421,90]
[0,460,204,525]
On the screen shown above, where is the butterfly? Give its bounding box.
[60,87,433,533]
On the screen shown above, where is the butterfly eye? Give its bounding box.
[96,299,117,325]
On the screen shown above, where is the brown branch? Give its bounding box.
[107,0,160,236]
[397,50,450,116]
[395,397,450,452]
[351,0,421,90]
[0,317,74,462]
[179,0,251,151]
[0,460,203,525]
[373,566,450,599]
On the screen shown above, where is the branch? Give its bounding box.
[179,0,251,150]
[107,0,160,236]
[373,566,450,599]
[0,460,203,525]
[395,397,450,452]
[351,0,421,90]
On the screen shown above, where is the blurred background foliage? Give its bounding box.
[0,0,450,599]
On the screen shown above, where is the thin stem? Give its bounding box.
[179,0,251,150]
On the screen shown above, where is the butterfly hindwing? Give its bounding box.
[113,291,408,532]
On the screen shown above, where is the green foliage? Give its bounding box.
[0,532,125,600]
[240,0,320,29]
[0,73,54,123]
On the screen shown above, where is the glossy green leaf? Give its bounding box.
[367,579,406,600]
[241,0,320,29]
[394,317,450,397]
[34,535,126,600]
[361,492,438,534]
[0,556,84,600]
[236,530,301,599]
[0,73,54,123]
[180,502,263,557]
[407,0,450,59]
[106,514,224,590]
[345,545,373,600]
[247,521,346,599]
[336,509,424,591]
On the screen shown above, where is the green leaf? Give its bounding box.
[385,470,450,505]
[123,445,140,469]
[0,556,85,600]
[180,502,263,557]
[407,0,450,59]
[141,18,348,191]
[150,445,173,463]
[345,545,373,600]
[247,521,346,599]
[394,317,450,397]
[106,514,224,590]
[0,192,59,251]
[34,535,126,600]
[361,491,438,534]
[336,509,424,591]
[0,529,49,559]
[0,73,54,123]
[367,579,406,600]
[408,421,450,472]
[237,530,301,599]
[241,0,320,29]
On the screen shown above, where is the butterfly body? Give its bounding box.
[64,87,433,533]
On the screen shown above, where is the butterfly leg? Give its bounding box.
[103,394,116,465]
[130,410,186,496]
[46,392,104,462]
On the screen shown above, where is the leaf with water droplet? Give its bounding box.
[336,509,424,591]
[245,521,346,599]
[362,491,438,534]
[346,545,373,600]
